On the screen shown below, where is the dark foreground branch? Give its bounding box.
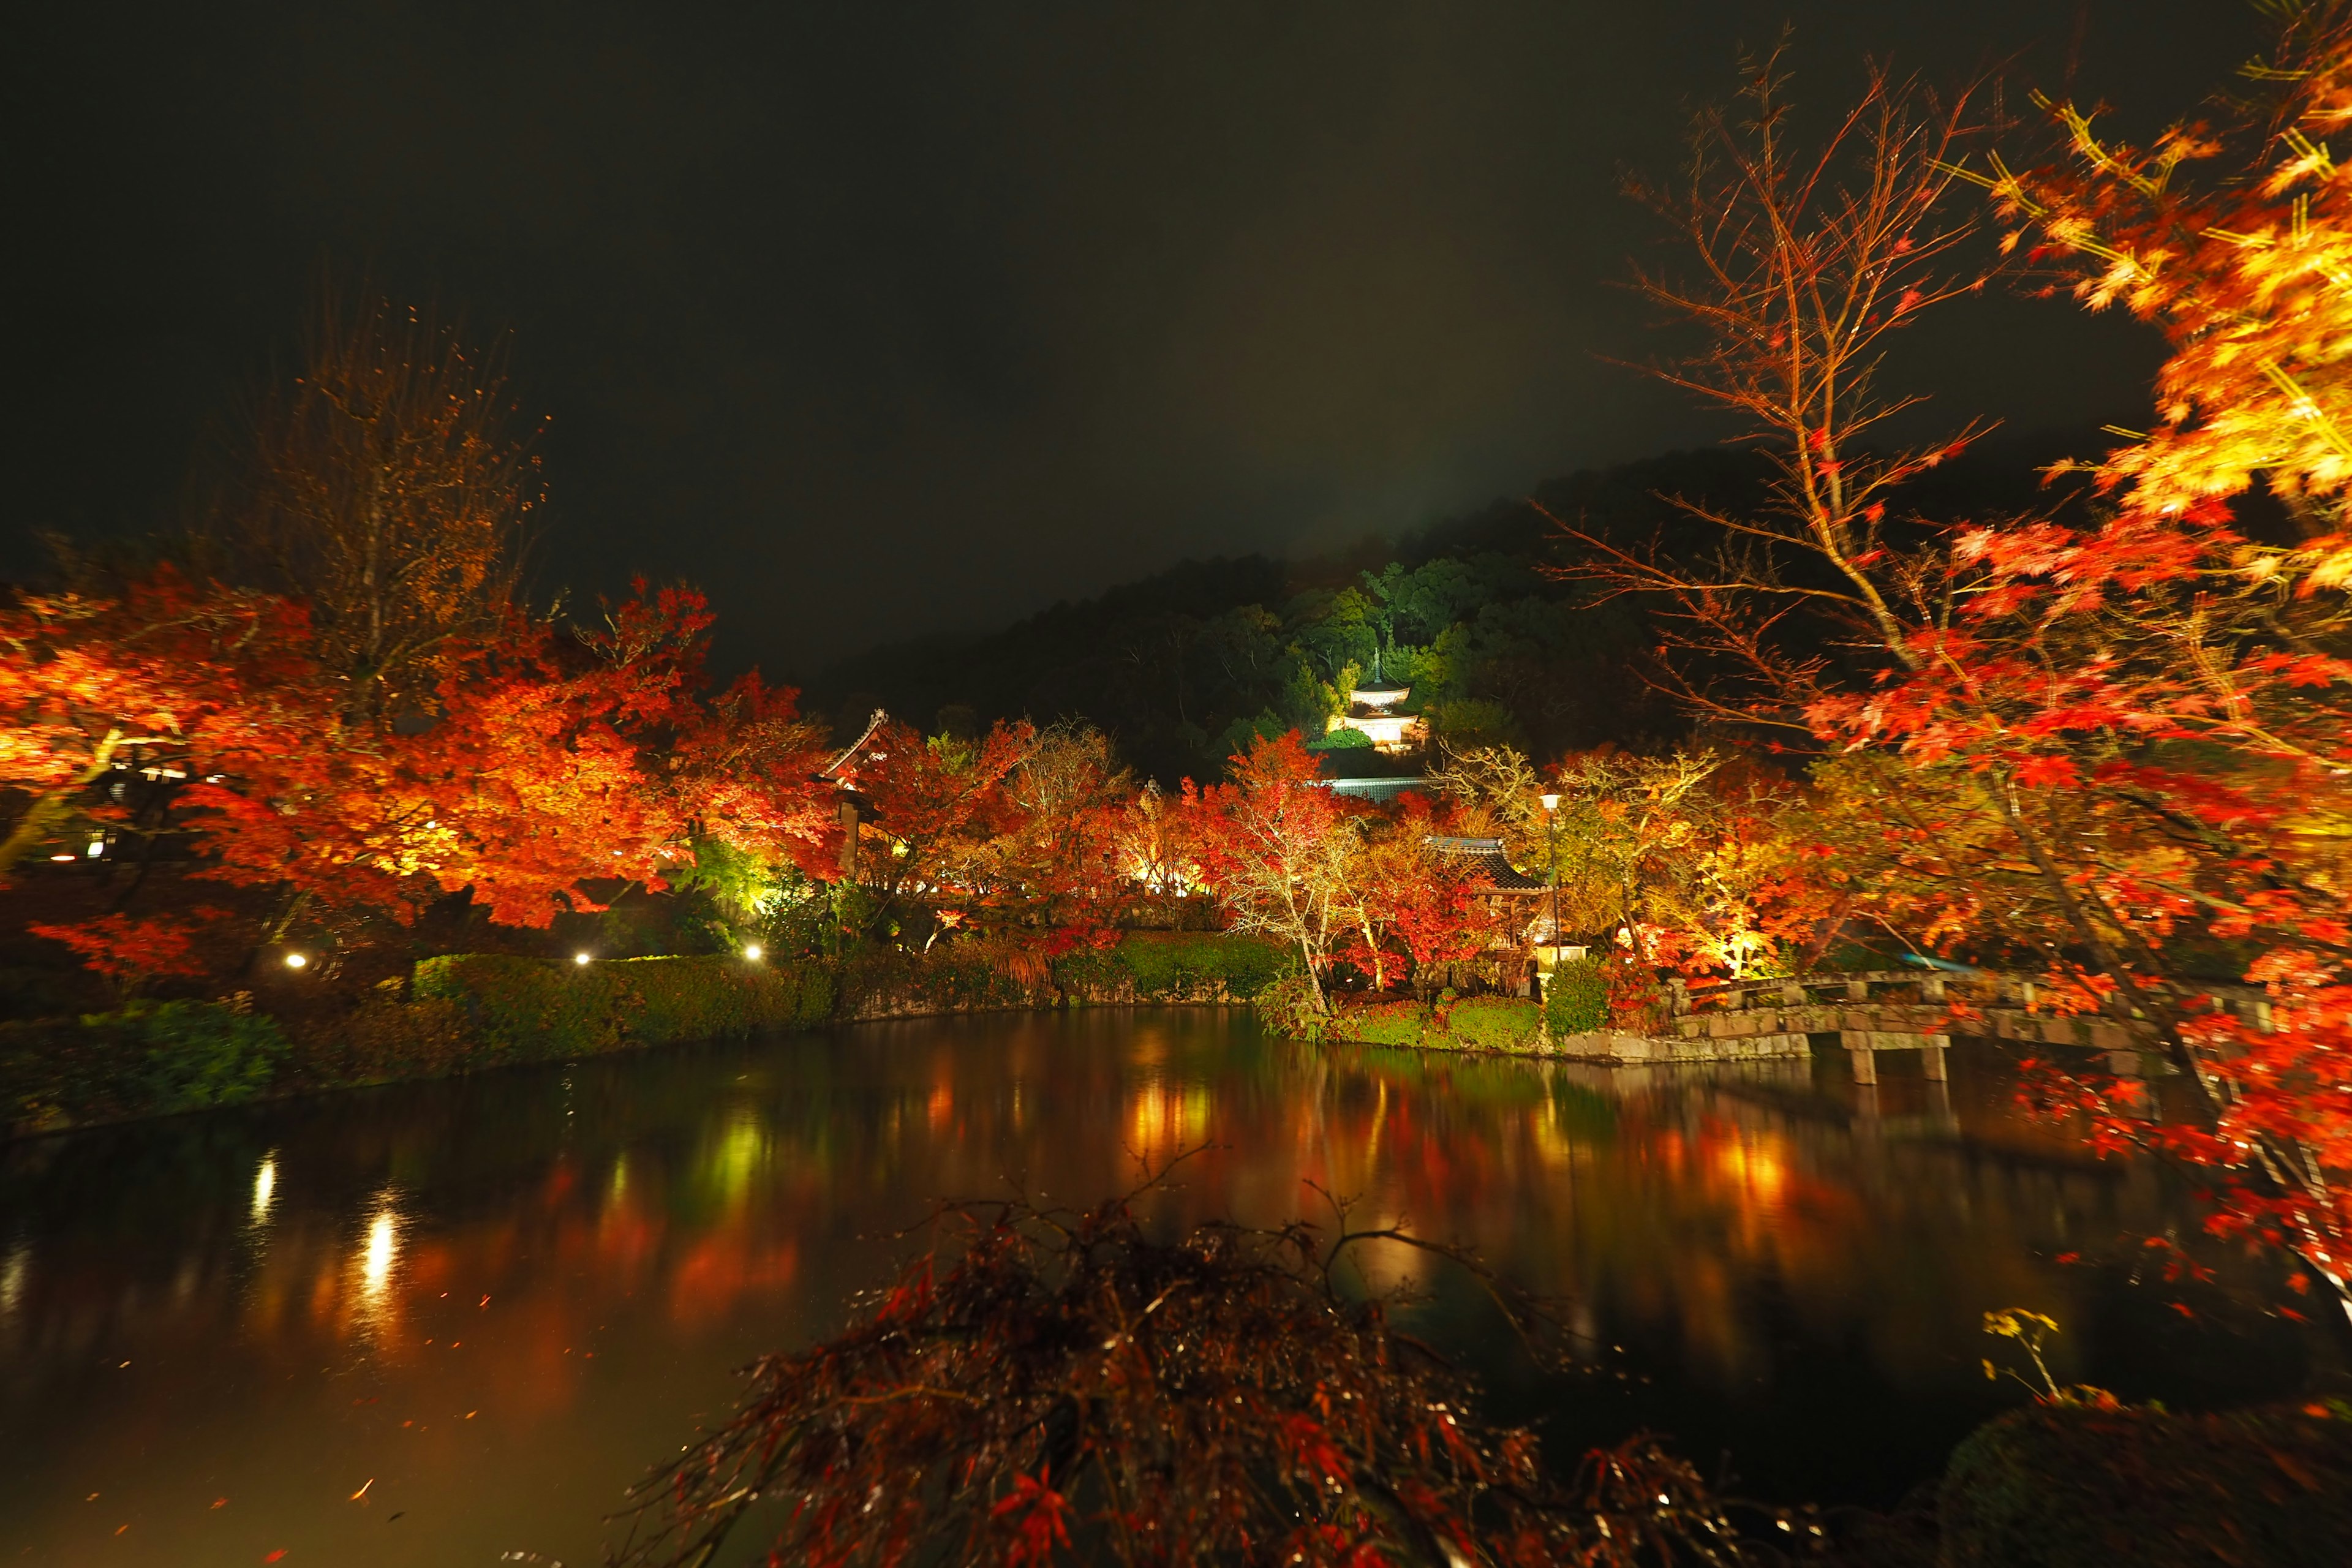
[608,1173,1784,1567]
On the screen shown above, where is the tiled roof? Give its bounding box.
[1423,835,1547,892]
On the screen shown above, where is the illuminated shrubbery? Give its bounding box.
[1,998,288,1129]
[412,952,832,1064]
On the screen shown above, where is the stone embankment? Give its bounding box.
[1338,968,2267,1071]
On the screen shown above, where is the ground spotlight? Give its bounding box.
[574,952,592,966]
[284,952,309,970]
[742,943,764,961]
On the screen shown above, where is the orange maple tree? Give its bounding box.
[1593,29,2352,1324]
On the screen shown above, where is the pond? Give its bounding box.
[0,1008,2318,1565]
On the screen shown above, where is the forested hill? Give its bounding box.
[807,435,2094,786]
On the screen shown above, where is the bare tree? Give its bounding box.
[213,284,540,716]
[1555,49,1996,717]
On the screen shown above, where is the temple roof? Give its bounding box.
[1423,835,1547,892]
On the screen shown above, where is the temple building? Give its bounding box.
[1327,670,1425,754]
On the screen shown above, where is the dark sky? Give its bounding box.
[10,1,2259,682]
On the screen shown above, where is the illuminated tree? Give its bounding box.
[0,571,327,881]
[1341,794,1497,987]
[1178,731,1360,1012]
[823,717,1035,943]
[987,723,1137,933]
[1974,1,2352,576]
[1593,34,2352,1322]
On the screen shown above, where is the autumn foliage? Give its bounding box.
[612,1184,1755,1568]
[1570,22,2352,1326]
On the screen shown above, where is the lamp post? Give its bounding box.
[1539,791,1562,979]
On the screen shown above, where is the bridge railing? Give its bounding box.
[1667,969,2272,1031]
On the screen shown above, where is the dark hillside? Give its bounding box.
[809,431,2111,784]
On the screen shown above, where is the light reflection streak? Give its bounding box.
[362,1210,396,1292]
[0,1242,27,1317]
[252,1155,277,1221]
[348,1196,407,1343]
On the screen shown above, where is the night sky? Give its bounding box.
[10,2,2259,682]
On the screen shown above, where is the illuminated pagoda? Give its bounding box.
[1326,652,1424,755]
[1313,652,1430,802]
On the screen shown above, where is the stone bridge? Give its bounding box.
[1558,968,2267,1076]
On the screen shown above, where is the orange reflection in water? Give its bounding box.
[0,1011,2297,1568]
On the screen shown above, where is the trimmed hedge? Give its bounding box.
[2,999,290,1130]
[1940,1400,2352,1567]
[1099,933,1294,1002]
[842,932,1298,1018]
[412,952,834,1066]
[835,947,1036,1017]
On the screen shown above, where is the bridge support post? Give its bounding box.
[1921,1036,1949,1082]
[1842,1031,1879,1085]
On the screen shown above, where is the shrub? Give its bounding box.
[1109,932,1295,1001]
[614,1191,1751,1568]
[293,984,476,1086]
[107,998,291,1109]
[0,998,288,1128]
[1940,1400,2352,1567]
[1442,996,1544,1053]
[1544,957,1610,1037]
[413,953,832,1066]
[1335,999,1428,1047]
[1251,973,1329,1041]
[836,946,1033,1016]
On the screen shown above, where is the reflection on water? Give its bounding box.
[0,1010,2316,1566]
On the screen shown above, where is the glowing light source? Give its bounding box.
[742,943,764,961]
[574,952,592,966]
[1539,792,1562,812]
[252,1156,277,1218]
[85,839,105,858]
[283,951,309,970]
[48,854,74,862]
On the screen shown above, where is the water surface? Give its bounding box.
[0,1009,2314,1565]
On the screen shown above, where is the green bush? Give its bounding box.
[1,998,288,1128]
[1107,933,1295,1001]
[109,1000,290,1109]
[1940,1400,2352,1567]
[1336,1000,1428,1047]
[1251,973,1330,1041]
[1441,996,1543,1053]
[412,952,832,1066]
[1544,957,1609,1037]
